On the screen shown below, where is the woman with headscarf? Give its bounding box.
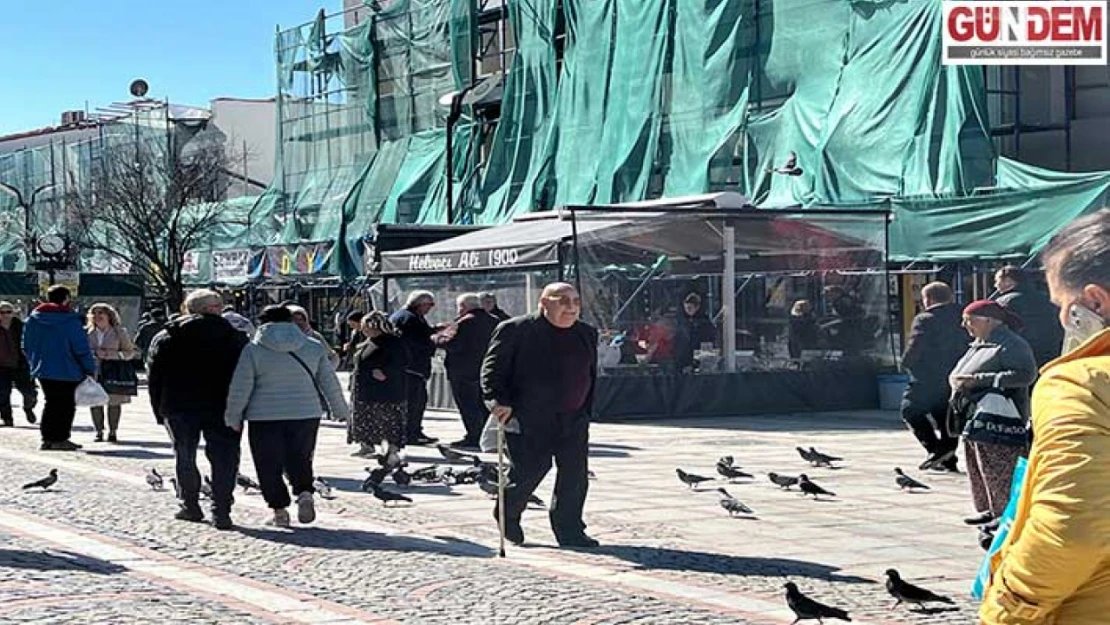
[86,303,136,443]
[348,311,409,463]
[948,300,1037,529]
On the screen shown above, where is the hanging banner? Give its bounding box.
[266,246,295,276]
[264,243,333,277]
[296,242,333,274]
[181,251,202,276]
[212,249,253,283]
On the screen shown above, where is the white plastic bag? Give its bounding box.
[479,413,520,453]
[75,378,110,407]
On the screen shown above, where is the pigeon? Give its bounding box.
[200,476,214,500]
[368,484,412,507]
[884,569,954,610]
[22,469,58,490]
[409,465,440,482]
[363,466,389,490]
[145,468,164,491]
[587,470,597,480]
[313,477,335,499]
[676,468,714,489]
[768,472,799,489]
[798,474,836,499]
[768,152,804,176]
[784,582,852,623]
[796,447,817,464]
[716,488,755,517]
[527,493,546,508]
[718,455,736,467]
[392,467,412,487]
[437,444,479,464]
[236,473,260,492]
[894,468,930,492]
[168,477,181,500]
[809,447,842,467]
[716,462,754,481]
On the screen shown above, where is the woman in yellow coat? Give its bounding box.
[982,209,1110,625]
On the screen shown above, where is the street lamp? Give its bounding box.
[438,87,475,226]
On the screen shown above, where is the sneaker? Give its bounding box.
[39,441,54,450]
[296,492,316,524]
[51,440,82,451]
[267,508,291,528]
[212,513,234,531]
[964,511,994,526]
[930,458,959,473]
[174,506,205,523]
[918,448,956,471]
[557,533,600,549]
[23,408,36,425]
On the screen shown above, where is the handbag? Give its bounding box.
[98,359,139,396]
[964,389,1027,447]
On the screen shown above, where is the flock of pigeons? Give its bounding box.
[20,441,952,623]
[675,447,949,622]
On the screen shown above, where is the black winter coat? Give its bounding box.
[147,314,248,424]
[996,288,1064,368]
[481,314,598,433]
[901,303,968,407]
[442,310,499,381]
[389,308,437,378]
[352,333,408,404]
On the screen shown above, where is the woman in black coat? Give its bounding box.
[349,311,409,460]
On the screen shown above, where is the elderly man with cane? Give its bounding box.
[482,282,599,549]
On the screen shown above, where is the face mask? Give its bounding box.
[1061,302,1107,355]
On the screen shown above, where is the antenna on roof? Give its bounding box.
[129,79,149,98]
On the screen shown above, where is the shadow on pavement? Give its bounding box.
[0,548,128,575]
[595,545,876,585]
[115,439,174,450]
[237,526,492,557]
[84,449,174,461]
[625,412,905,433]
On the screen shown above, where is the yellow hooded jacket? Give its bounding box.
[981,328,1110,624]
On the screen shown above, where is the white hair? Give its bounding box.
[457,292,480,311]
[184,289,223,315]
[405,290,435,309]
[286,304,308,319]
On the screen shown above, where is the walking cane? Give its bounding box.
[496,418,507,558]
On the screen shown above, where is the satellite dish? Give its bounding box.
[129,79,149,98]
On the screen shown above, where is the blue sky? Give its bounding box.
[0,1,335,136]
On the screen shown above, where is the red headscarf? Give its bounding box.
[963,300,1023,331]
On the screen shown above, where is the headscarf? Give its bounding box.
[363,310,399,336]
[963,299,1023,331]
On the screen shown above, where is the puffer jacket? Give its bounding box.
[981,328,1110,624]
[224,322,350,428]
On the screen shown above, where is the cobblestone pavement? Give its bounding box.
[0,385,983,624]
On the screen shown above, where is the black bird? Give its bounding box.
[716,462,753,481]
[884,569,954,610]
[796,447,816,464]
[392,467,412,486]
[587,470,597,480]
[145,468,164,491]
[22,469,58,490]
[894,468,930,492]
[769,152,804,177]
[477,476,514,497]
[363,466,389,490]
[676,468,714,489]
[200,476,214,500]
[809,447,842,467]
[768,472,799,489]
[798,474,836,499]
[236,473,260,493]
[716,488,755,517]
[718,455,736,467]
[369,484,412,507]
[437,444,479,464]
[784,582,852,623]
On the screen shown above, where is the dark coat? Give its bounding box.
[22,303,97,382]
[787,314,819,359]
[352,333,408,403]
[442,310,499,381]
[1,318,35,393]
[996,288,1064,368]
[900,303,968,407]
[488,307,511,322]
[674,312,716,368]
[389,308,437,378]
[481,314,598,434]
[147,314,248,424]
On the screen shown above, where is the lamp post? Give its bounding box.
[439,85,477,225]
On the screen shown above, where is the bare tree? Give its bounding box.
[66,131,241,313]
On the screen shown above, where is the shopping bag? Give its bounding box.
[75,378,110,407]
[98,359,139,396]
[479,413,520,453]
[964,390,1027,447]
[971,456,1028,600]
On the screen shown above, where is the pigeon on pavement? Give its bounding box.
[676,468,714,489]
[768,472,799,489]
[145,468,164,491]
[392,467,412,486]
[409,465,440,482]
[437,444,479,464]
[884,569,954,610]
[22,469,58,490]
[796,447,817,464]
[236,473,261,492]
[716,462,754,481]
[798,474,836,499]
[368,483,412,506]
[784,581,852,623]
[894,468,930,492]
[808,447,842,467]
[313,477,335,499]
[363,466,389,490]
[716,488,755,517]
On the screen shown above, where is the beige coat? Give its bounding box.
[87,326,136,405]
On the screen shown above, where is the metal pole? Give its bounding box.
[723,225,736,373]
[445,107,455,225]
[496,421,507,558]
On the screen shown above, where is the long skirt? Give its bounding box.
[349,399,407,448]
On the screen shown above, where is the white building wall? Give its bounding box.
[209,98,277,196]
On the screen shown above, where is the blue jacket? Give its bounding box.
[22,303,97,382]
[224,322,351,428]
